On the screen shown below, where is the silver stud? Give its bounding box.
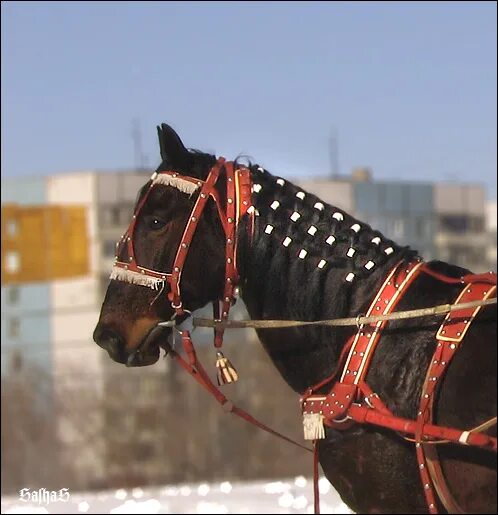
[227,217,233,223]
[326,235,336,245]
[201,193,207,198]
[247,206,255,214]
[253,184,262,193]
[270,200,280,210]
[317,259,327,269]
[296,191,306,200]
[424,484,430,490]
[332,212,344,222]
[314,202,324,211]
[450,344,456,350]
[298,249,308,259]
[276,178,285,186]
[225,297,230,302]
[227,238,233,244]
[346,247,356,258]
[181,243,188,248]
[441,361,446,365]
[307,225,317,236]
[227,258,232,264]
[227,198,233,204]
[364,260,375,270]
[384,247,394,255]
[282,237,292,247]
[191,216,197,222]
[264,224,274,234]
[345,272,355,282]
[424,394,429,398]
[129,257,133,261]
[371,236,381,245]
[174,266,180,272]
[290,211,301,222]
[456,332,461,336]
[416,443,421,448]
[350,223,361,233]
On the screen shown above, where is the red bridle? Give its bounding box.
[111,157,254,345]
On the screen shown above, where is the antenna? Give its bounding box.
[131,118,147,171]
[330,127,339,179]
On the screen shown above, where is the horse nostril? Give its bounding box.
[93,325,126,363]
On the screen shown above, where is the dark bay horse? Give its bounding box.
[93,123,496,514]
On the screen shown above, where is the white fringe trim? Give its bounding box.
[109,266,165,290]
[153,174,200,195]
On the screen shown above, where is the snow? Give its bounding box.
[1,477,354,514]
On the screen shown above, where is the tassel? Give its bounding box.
[215,351,239,385]
[303,413,325,440]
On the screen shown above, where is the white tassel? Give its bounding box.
[109,266,165,290]
[153,174,199,195]
[303,413,325,440]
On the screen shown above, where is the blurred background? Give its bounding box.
[1,1,496,513]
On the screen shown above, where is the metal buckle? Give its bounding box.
[157,310,194,334]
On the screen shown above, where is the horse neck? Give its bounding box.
[237,166,417,394]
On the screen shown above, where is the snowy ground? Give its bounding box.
[1,476,354,514]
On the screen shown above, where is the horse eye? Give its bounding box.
[148,217,166,230]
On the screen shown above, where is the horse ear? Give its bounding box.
[157,123,190,168]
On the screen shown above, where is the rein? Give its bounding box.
[169,296,497,330]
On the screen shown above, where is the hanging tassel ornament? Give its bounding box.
[215,351,239,385]
[303,413,326,440]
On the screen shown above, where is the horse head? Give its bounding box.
[93,124,229,366]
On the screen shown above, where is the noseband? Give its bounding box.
[110,157,254,346]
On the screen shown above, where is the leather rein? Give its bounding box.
[110,159,497,515]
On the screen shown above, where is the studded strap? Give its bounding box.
[416,279,497,514]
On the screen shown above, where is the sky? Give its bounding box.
[1,1,497,198]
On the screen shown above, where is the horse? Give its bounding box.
[93,123,497,514]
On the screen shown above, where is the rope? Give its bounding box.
[191,297,496,331]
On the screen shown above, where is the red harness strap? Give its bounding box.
[169,330,312,453]
[302,263,497,514]
[416,276,497,514]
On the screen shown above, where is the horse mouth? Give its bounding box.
[126,324,172,367]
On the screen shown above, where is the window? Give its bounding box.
[8,318,20,338]
[392,219,405,239]
[6,219,18,237]
[104,240,118,258]
[439,215,469,233]
[11,350,23,372]
[5,251,20,273]
[7,287,20,304]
